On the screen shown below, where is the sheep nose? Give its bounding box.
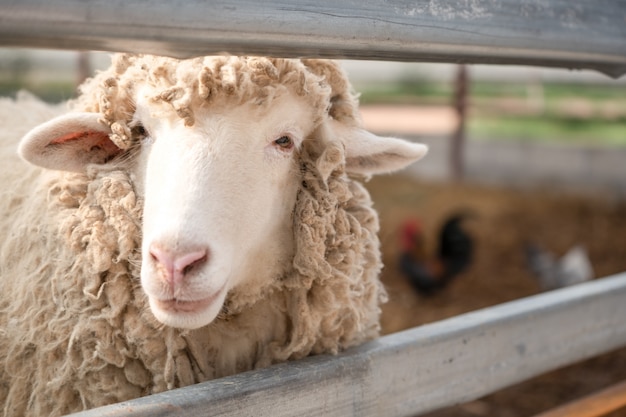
[149,244,208,287]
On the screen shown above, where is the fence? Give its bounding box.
[1,1,626,416]
[404,136,626,197]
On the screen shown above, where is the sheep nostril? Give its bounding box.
[177,250,208,277]
[149,244,209,285]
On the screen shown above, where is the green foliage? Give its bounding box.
[469,115,626,146]
[358,80,453,105]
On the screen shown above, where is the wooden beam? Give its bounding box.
[68,273,626,417]
[0,0,625,77]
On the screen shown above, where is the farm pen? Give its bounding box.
[1,0,625,415]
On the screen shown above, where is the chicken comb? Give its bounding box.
[400,218,423,252]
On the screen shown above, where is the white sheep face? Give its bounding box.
[134,88,315,329]
[18,80,427,331]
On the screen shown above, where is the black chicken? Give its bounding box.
[399,213,474,296]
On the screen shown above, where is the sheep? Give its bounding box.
[0,54,427,416]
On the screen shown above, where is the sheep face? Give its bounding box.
[134,87,316,329]
[18,56,428,331]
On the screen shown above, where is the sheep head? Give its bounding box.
[18,55,427,330]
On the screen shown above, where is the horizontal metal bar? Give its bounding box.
[68,273,626,417]
[1,0,625,77]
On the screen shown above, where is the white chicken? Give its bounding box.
[525,243,594,291]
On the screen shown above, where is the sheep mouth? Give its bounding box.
[146,282,229,328]
[154,297,215,314]
[153,285,225,315]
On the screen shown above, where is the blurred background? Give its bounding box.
[2,48,626,416]
[2,49,625,193]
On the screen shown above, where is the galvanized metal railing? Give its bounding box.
[1,0,625,77]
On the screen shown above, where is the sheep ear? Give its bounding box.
[19,112,120,173]
[330,120,428,175]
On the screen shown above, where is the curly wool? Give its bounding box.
[74,54,339,146]
[0,56,386,416]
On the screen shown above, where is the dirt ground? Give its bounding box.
[365,174,626,417]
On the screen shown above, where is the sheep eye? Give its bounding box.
[274,135,293,149]
[132,124,147,138]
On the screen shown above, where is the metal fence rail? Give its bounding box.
[69,273,626,417]
[1,0,625,77]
